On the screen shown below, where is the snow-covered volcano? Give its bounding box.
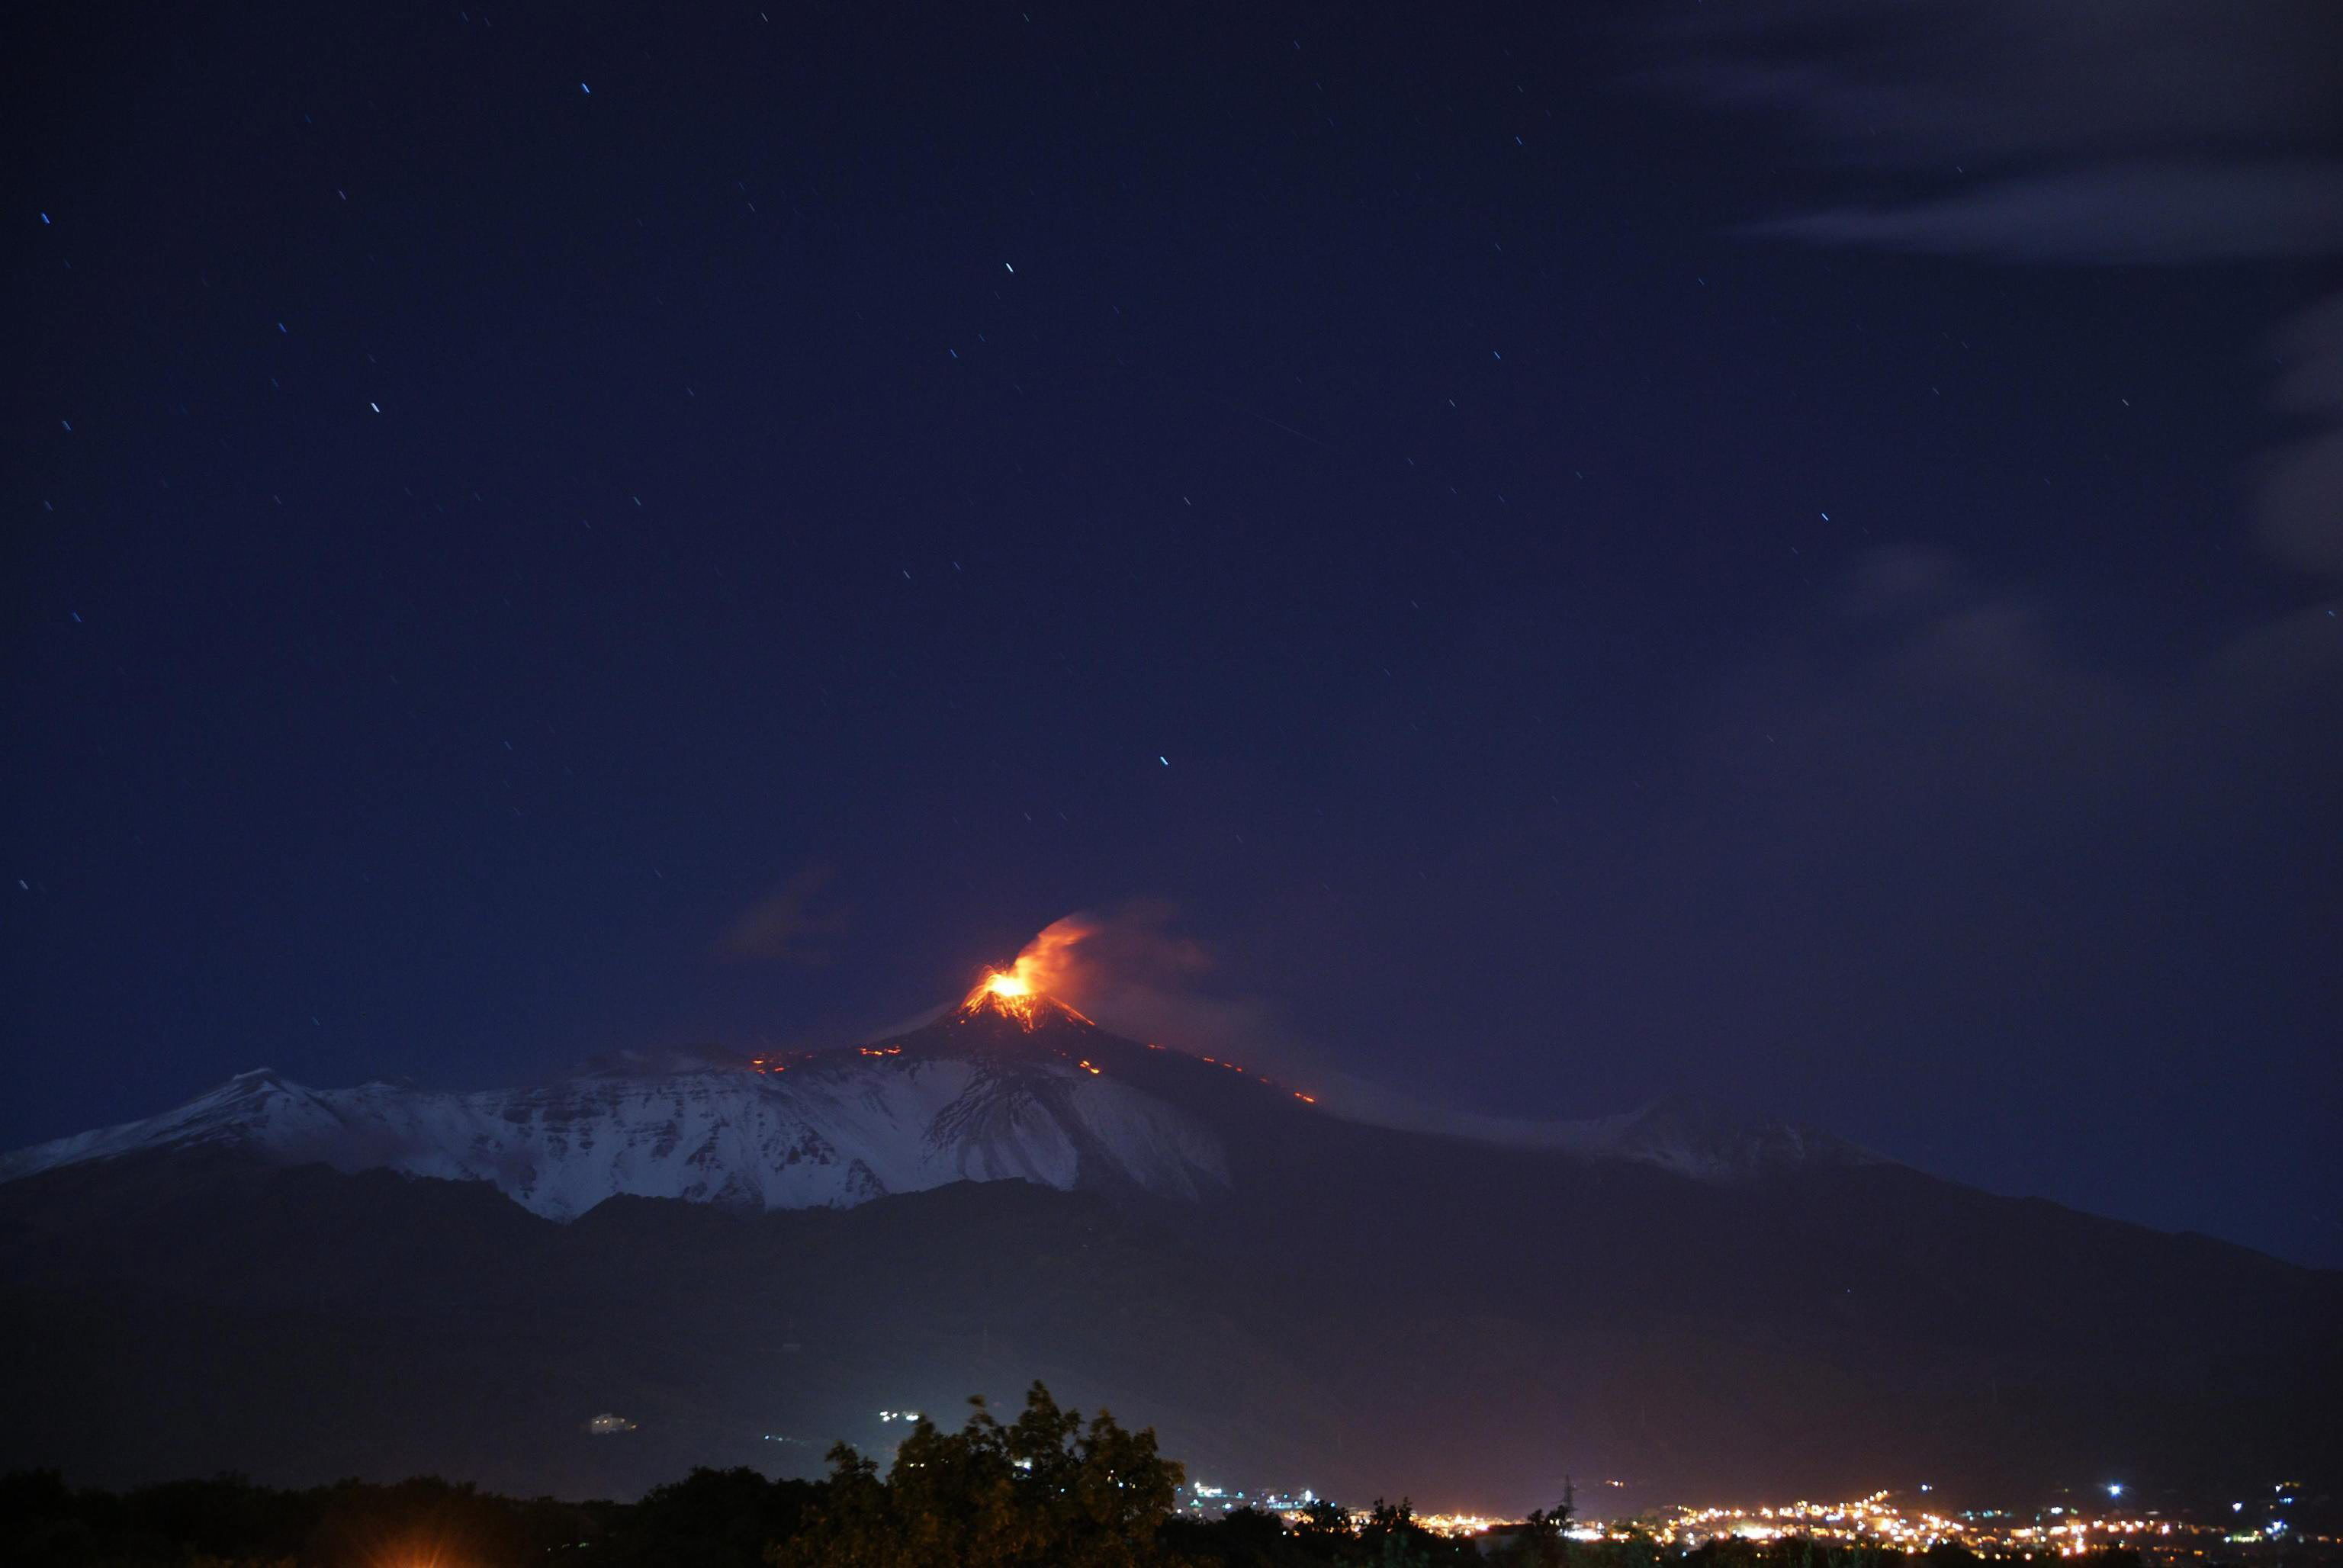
[0,986,1868,1219]
[5,988,2334,1508]
[0,995,1229,1219]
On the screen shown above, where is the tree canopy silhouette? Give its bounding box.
[768,1380,1184,1568]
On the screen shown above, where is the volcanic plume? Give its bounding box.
[977,906,1319,1094]
[956,915,1109,1027]
[959,966,1095,1030]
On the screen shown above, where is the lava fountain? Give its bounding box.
[959,966,1094,1028]
[956,917,1101,1027]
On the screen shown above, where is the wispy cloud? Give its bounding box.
[2258,296,2343,577]
[721,866,850,965]
[1656,0,2343,578]
[1743,161,2343,266]
[1657,0,2341,170]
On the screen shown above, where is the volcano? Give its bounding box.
[0,993,1228,1219]
[1,984,2336,1511]
[0,984,1846,1220]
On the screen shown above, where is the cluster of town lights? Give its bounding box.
[1165,1484,2322,1556]
[1583,1491,2319,1557]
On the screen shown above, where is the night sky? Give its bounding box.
[7,2,2339,1266]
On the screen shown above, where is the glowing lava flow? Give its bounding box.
[959,966,1094,1029]
[955,918,1327,1104]
[953,916,1103,1028]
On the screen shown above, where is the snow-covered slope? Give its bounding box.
[0,991,1872,1219]
[0,1043,1229,1221]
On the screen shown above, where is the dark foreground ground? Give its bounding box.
[4,1460,2335,1568]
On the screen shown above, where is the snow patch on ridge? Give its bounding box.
[0,1055,1231,1221]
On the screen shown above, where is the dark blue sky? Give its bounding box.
[7,1,2339,1264]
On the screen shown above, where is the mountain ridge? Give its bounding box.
[0,1002,1879,1219]
[0,991,2335,1504]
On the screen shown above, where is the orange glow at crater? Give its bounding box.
[958,917,1101,1029]
[960,964,1093,1029]
[950,920,1329,1105]
[962,968,1042,1025]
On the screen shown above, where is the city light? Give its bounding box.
[1174,1480,2336,1558]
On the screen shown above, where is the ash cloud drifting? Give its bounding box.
[1007,906,1729,1146]
[1005,902,1312,1072]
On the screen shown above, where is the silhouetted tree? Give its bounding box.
[1502,1484,1577,1567]
[1291,1499,1358,1558]
[1161,1504,1310,1566]
[605,1467,819,1568]
[1611,1525,1664,1568]
[1357,1497,1474,1566]
[769,1380,1184,1568]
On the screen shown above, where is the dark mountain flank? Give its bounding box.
[4,994,2335,1510]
